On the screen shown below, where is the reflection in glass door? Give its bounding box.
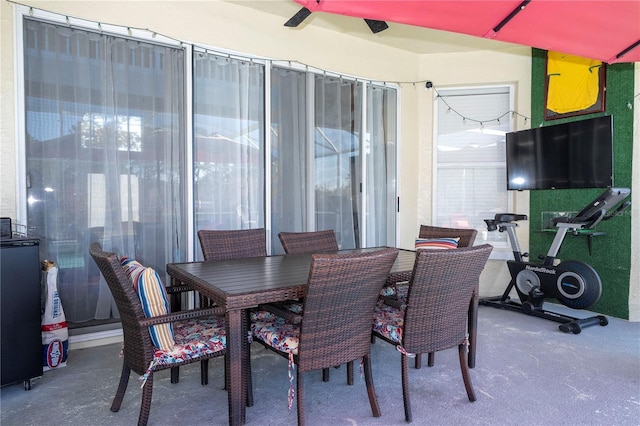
[271,73,397,251]
[192,52,265,261]
[314,76,361,249]
[23,19,186,325]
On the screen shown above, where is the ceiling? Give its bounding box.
[225,0,521,55]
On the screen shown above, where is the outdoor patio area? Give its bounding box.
[2,304,638,425]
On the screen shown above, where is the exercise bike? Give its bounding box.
[480,187,631,334]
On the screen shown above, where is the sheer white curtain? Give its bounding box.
[270,68,308,254]
[270,75,397,251]
[314,76,361,249]
[365,84,397,246]
[192,51,265,259]
[24,19,186,323]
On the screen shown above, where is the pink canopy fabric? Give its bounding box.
[292,0,640,64]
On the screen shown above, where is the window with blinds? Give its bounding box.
[434,86,513,249]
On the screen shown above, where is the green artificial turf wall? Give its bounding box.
[529,49,634,319]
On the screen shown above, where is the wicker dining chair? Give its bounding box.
[251,248,399,426]
[371,244,492,423]
[278,230,339,254]
[262,230,339,324]
[418,225,478,368]
[268,230,340,382]
[196,228,267,307]
[195,228,265,402]
[89,242,237,426]
[198,228,268,261]
[382,225,479,369]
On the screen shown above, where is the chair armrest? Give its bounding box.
[166,284,193,294]
[258,303,302,325]
[139,306,225,328]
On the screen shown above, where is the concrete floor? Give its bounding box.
[2,304,639,426]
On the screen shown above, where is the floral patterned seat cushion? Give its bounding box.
[372,302,404,343]
[139,317,228,385]
[379,281,409,298]
[280,301,304,315]
[250,310,300,355]
[250,309,310,409]
[139,317,254,386]
[158,317,254,361]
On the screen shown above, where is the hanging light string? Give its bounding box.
[10,1,638,123]
[431,85,530,127]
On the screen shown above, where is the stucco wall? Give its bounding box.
[0,1,17,219]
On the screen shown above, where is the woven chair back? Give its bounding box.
[402,244,493,355]
[89,242,155,374]
[197,228,267,260]
[278,230,338,254]
[297,247,399,372]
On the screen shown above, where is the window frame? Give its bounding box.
[13,5,401,262]
[432,84,515,259]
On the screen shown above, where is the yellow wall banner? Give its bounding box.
[546,51,603,115]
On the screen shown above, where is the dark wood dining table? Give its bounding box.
[166,247,416,425]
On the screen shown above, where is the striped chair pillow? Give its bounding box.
[120,257,175,351]
[120,257,146,291]
[136,267,175,351]
[415,237,460,250]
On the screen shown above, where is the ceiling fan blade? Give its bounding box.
[285,7,312,27]
[364,19,388,34]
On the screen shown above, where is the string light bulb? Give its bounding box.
[13,3,536,129]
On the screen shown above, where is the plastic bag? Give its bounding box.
[41,260,68,370]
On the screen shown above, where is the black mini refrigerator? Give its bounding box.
[1,237,42,389]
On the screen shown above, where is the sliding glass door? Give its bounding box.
[270,72,397,253]
[23,19,186,323]
[314,76,361,249]
[193,51,265,257]
[20,15,397,329]
[270,68,310,253]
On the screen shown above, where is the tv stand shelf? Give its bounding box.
[537,229,606,256]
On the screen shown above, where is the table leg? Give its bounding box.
[226,309,245,425]
[242,309,253,407]
[467,289,478,369]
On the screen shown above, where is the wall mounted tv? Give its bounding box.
[506,115,613,190]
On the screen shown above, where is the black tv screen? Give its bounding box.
[506,115,613,190]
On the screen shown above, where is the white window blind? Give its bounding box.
[434,86,513,249]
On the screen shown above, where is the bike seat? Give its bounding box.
[494,213,528,223]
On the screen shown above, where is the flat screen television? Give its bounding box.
[506,115,613,190]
